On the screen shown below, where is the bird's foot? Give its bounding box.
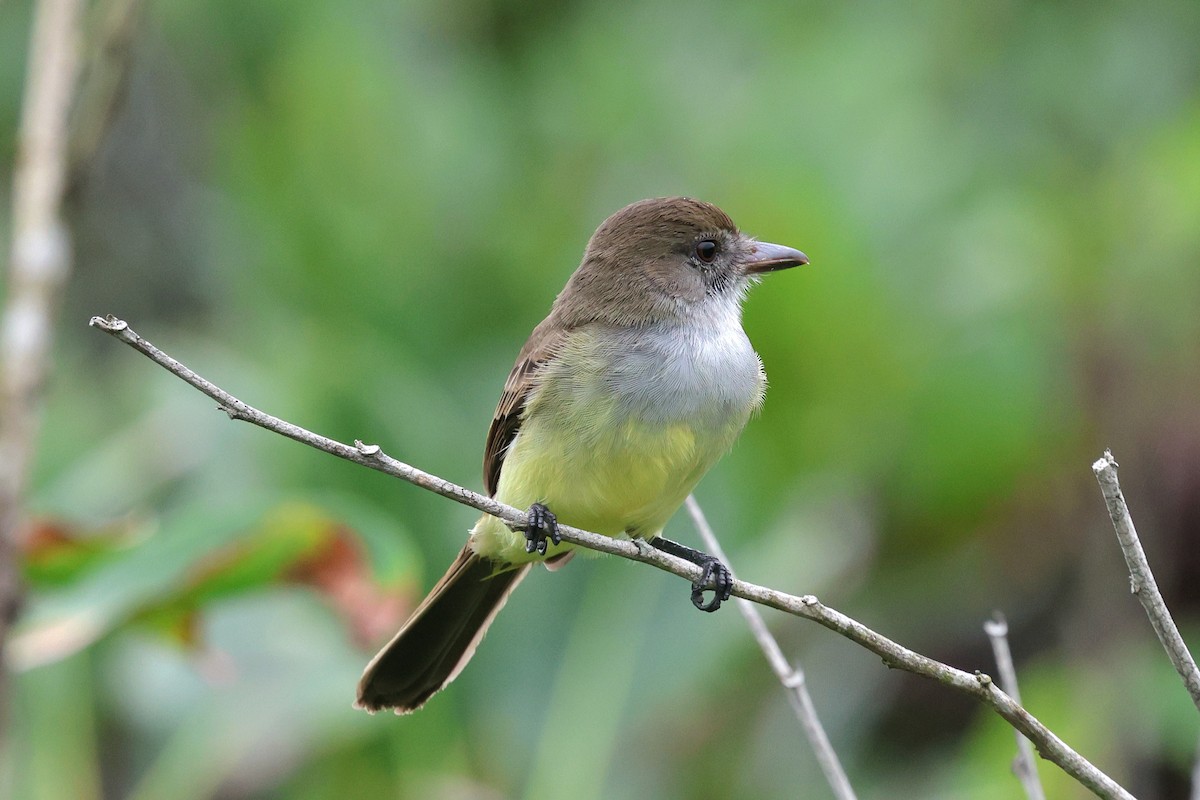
[690,556,733,612]
[648,536,733,612]
[522,503,560,556]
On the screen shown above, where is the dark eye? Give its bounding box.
[695,239,718,263]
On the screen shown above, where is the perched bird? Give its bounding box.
[357,197,808,713]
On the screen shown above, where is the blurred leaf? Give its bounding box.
[134,501,411,649]
[21,516,147,586]
[11,500,412,670]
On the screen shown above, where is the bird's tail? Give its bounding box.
[356,544,530,714]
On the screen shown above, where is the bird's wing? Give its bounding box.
[483,322,566,497]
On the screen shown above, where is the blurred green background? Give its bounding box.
[4,0,1200,798]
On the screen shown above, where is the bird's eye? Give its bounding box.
[695,239,718,263]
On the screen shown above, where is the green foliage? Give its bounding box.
[5,0,1200,797]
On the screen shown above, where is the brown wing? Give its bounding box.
[482,321,565,496]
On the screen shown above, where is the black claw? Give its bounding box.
[523,503,559,555]
[647,536,734,613]
[691,557,733,612]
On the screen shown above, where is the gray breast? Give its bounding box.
[601,311,765,426]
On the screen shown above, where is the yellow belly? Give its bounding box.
[469,411,741,564]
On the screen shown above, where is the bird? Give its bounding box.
[356,196,808,714]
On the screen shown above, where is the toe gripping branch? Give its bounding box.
[523,503,561,555]
[649,536,733,612]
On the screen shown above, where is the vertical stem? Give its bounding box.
[0,0,84,754]
[1190,735,1200,800]
[984,613,1046,800]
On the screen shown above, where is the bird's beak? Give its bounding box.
[742,241,809,274]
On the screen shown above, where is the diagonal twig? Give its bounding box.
[1092,450,1200,713]
[88,314,1135,800]
[686,496,856,800]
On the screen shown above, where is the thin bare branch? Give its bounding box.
[1092,450,1200,713]
[686,496,856,800]
[984,612,1046,800]
[89,314,1135,800]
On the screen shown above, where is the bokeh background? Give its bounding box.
[3,1,1200,798]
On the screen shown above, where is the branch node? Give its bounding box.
[975,671,993,687]
[88,314,126,332]
[983,611,1008,638]
[1091,449,1117,474]
[354,440,382,457]
[781,670,806,690]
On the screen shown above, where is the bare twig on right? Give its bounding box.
[1092,450,1200,712]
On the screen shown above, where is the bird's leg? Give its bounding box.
[522,503,560,556]
[648,536,733,612]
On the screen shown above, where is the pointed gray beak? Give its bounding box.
[743,241,809,274]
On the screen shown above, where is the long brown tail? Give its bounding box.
[355,544,530,714]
